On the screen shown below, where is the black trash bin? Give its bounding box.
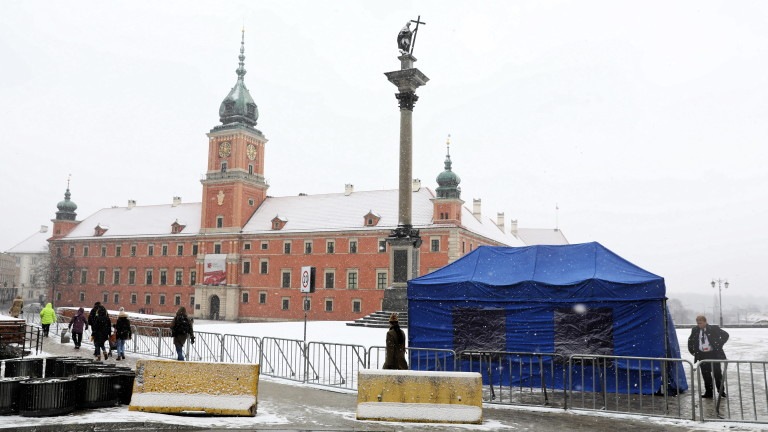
[56,359,92,377]
[75,373,119,409]
[43,357,78,377]
[18,377,77,417]
[114,371,135,405]
[3,358,43,378]
[0,376,29,414]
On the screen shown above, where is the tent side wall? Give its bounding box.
[408,299,688,393]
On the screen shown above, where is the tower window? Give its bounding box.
[216,216,224,228]
[248,164,254,175]
[221,162,227,173]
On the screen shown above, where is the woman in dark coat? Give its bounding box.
[68,307,88,349]
[91,306,112,361]
[383,313,408,370]
[171,307,195,361]
[114,307,132,361]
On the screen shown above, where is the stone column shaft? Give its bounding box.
[399,108,413,227]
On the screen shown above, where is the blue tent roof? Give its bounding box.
[409,242,665,302]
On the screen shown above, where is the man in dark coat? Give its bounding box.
[383,313,408,370]
[688,315,729,398]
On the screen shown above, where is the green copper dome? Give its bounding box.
[219,30,258,127]
[435,143,461,199]
[56,188,77,221]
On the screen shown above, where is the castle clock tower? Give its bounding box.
[201,30,269,232]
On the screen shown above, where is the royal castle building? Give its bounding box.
[44,35,567,321]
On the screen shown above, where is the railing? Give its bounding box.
[14,314,768,426]
[221,334,261,364]
[367,346,457,371]
[567,354,695,420]
[306,341,367,391]
[697,359,768,423]
[259,337,306,382]
[460,351,566,408]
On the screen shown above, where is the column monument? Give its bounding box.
[382,17,429,313]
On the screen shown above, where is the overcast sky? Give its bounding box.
[1,1,766,308]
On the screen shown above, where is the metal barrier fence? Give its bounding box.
[260,337,306,382]
[306,342,367,391]
[460,351,566,408]
[221,334,261,364]
[568,354,696,420]
[698,359,768,423]
[367,346,457,371]
[16,313,768,426]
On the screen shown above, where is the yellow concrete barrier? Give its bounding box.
[129,360,260,416]
[357,369,483,424]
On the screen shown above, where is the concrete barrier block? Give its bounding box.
[128,360,259,416]
[357,369,483,424]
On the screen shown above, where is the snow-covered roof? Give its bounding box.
[57,189,524,246]
[514,228,569,246]
[6,227,50,254]
[243,188,524,246]
[64,203,202,240]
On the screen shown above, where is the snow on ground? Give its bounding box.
[194,319,398,347]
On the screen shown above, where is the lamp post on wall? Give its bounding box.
[711,279,729,326]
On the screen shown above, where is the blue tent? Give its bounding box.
[407,242,687,394]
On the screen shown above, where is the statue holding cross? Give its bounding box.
[397,16,425,55]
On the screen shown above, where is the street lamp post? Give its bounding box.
[711,279,729,326]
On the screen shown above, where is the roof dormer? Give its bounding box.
[271,215,288,230]
[363,211,381,227]
[171,220,187,234]
[94,223,109,237]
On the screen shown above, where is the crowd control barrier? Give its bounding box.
[357,369,483,424]
[129,359,260,416]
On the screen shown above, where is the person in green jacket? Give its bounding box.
[39,303,57,337]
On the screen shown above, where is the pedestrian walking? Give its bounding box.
[39,302,57,337]
[87,301,101,329]
[68,307,89,349]
[688,315,729,398]
[91,306,112,362]
[383,313,408,370]
[114,307,131,361]
[8,295,23,318]
[170,307,195,361]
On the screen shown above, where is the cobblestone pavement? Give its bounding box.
[6,334,762,432]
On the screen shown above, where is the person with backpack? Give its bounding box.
[68,307,89,349]
[114,307,132,361]
[171,307,195,361]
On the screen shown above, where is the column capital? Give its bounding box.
[395,92,419,111]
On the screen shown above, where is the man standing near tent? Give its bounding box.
[688,315,729,398]
[383,313,408,370]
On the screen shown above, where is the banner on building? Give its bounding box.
[203,254,227,285]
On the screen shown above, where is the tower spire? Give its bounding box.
[236,28,246,81]
[217,29,258,127]
[444,134,452,171]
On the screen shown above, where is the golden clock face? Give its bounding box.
[218,141,232,158]
[246,144,257,160]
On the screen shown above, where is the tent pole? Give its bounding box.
[662,298,670,397]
